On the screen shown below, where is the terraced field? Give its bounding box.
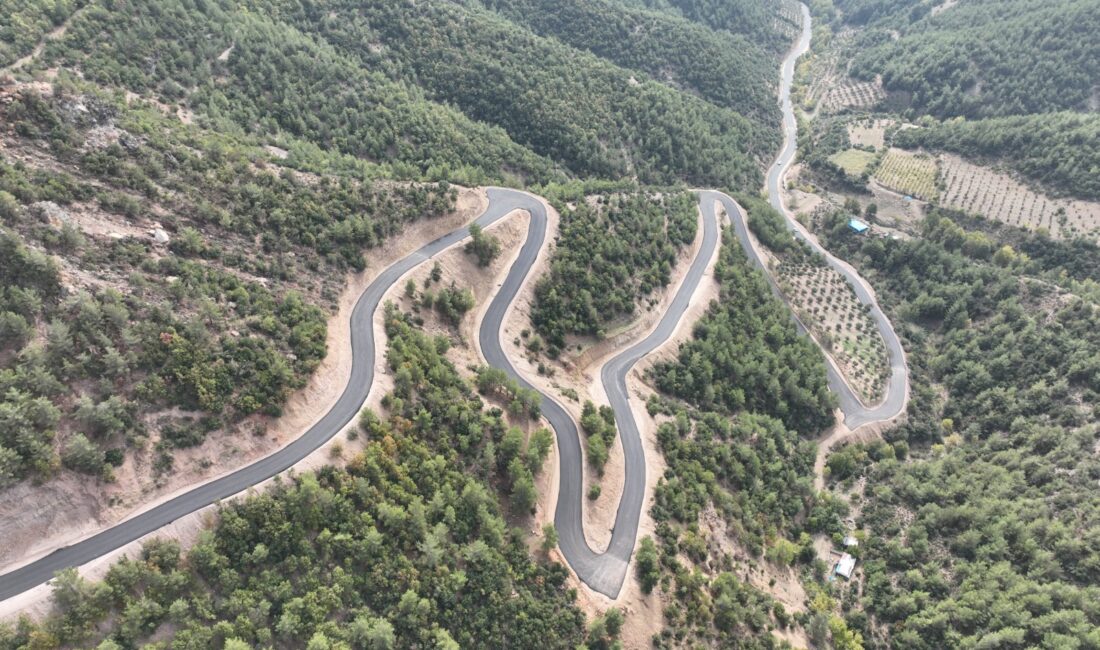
[940,154,1100,239]
[873,148,938,200]
[822,77,885,113]
[777,260,890,404]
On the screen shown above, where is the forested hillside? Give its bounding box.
[653,234,836,434]
[838,0,1099,118]
[817,208,1100,647]
[813,0,1100,202]
[641,235,846,647]
[532,191,697,349]
[20,0,786,188]
[616,0,794,53]
[0,0,794,490]
[479,0,780,126]
[0,85,458,487]
[0,0,808,641]
[0,309,606,649]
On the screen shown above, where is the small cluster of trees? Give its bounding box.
[474,366,542,420]
[580,400,616,473]
[532,191,697,350]
[464,223,501,268]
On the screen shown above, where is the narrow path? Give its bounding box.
[1,9,77,76]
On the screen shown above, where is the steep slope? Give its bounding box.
[839,0,1100,118]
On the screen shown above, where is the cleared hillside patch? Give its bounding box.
[873,148,938,200]
[940,154,1100,240]
[829,148,877,177]
[847,119,891,149]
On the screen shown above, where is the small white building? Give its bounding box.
[843,535,859,548]
[835,553,856,580]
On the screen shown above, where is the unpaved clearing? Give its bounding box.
[847,118,892,149]
[0,188,488,575]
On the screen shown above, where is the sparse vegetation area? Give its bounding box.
[0,86,458,487]
[821,77,885,114]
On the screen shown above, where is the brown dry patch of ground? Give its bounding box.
[846,119,892,150]
[0,187,488,576]
[698,506,811,649]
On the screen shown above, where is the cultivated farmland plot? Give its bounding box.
[847,119,892,149]
[777,261,890,404]
[873,148,938,200]
[775,0,803,39]
[829,148,877,177]
[940,154,1100,240]
[822,77,885,113]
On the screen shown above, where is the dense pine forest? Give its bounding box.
[812,206,1100,648]
[532,191,698,349]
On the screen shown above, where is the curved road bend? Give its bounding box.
[758,1,907,428]
[0,188,537,602]
[0,3,906,605]
[479,189,720,598]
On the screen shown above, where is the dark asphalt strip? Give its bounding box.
[0,189,528,602]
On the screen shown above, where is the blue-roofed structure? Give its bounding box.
[848,218,870,234]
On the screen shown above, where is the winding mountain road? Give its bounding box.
[756,2,908,429]
[0,1,907,606]
[479,190,719,597]
[0,189,543,601]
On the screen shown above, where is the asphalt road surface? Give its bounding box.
[759,2,908,428]
[0,187,718,602]
[479,190,719,597]
[0,188,534,602]
[0,3,907,605]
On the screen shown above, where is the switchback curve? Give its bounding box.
[478,189,720,597]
